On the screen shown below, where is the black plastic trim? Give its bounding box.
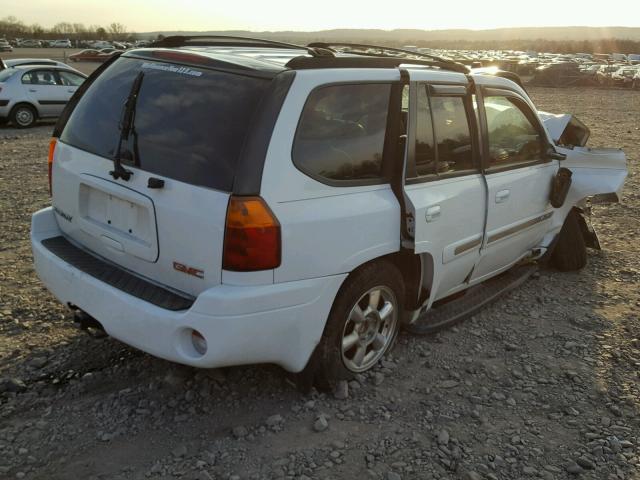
[41,236,194,311]
[233,70,296,195]
[306,43,469,73]
[0,100,8,106]
[428,84,467,96]
[286,56,467,72]
[38,100,67,105]
[151,35,314,53]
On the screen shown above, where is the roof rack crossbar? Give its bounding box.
[150,35,334,58]
[307,42,468,73]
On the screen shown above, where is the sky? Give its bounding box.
[3,0,638,32]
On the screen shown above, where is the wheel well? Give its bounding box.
[10,102,38,117]
[350,250,433,311]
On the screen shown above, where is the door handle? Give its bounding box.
[425,205,441,222]
[29,89,37,92]
[495,190,510,203]
[67,89,75,93]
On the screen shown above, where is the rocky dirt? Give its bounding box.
[0,87,638,480]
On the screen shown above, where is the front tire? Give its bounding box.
[10,104,37,128]
[314,260,404,390]
[550,210,587,271]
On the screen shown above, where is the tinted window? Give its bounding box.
[22,70,59,85]
[292,83,391,183]
[413,85,436,176]
[484,96,544,167]
[408,86,475,179]
[60,57,269,191]
[431,96,474,173]
[58,71,84,87]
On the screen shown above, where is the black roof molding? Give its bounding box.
[286,55,469,73]
[307,42,469,73]
[151,35,334,57]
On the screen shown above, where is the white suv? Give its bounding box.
[31,37,627,387]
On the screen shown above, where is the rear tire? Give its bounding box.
[550,210,587,271]
[10,104,37,129]
[312,260,404,391]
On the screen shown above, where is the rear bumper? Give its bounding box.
[31,207,346,372]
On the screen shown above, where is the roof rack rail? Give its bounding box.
[150,35,334,57]
[307,42,468,73]
[286,55,468,73]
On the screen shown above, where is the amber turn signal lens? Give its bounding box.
[48,137,57,195]
[223,196,281,272]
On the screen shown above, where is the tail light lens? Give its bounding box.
[47,137,57,195]
[223,196,281,271]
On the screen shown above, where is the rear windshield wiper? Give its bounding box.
[110,71,144,181]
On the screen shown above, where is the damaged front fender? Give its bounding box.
[537,112,627,250]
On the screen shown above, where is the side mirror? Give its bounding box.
[547,146,567,161]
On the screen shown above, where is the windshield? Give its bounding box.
[60,56,270,191]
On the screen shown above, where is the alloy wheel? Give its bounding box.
[340,285,398,373]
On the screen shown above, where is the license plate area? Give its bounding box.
[76,176,158,262]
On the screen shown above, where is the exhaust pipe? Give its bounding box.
[72,310,107,338]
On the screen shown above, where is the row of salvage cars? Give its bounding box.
[530,62,640,88]
[414,48,640,89]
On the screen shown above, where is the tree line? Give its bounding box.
[0,15,135,41]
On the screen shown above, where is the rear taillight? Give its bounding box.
[47,137,57,195]
[223,196,281,271]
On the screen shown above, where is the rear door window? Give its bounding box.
[60,57,269,191]
[407,84,477,180]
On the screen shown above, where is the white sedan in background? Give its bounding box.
[0,65,86,128]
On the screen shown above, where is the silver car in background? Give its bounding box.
[0,65,86,128]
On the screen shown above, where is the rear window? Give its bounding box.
[60,56,269,191]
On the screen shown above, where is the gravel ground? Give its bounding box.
[0,87,639,480]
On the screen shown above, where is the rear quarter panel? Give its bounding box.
[260,69,402,283]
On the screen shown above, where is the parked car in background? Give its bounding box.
[633,70,640,90]
[611,67,640,87]
[31,37,627,387]
[51,39,72,48]
[0,40,13,52]
[531,62,584,87]
[628,54,640,65]
[91,41,113,49]
[3,58,72,69]
[19,39,43,48]
[0,65,86,127]
[596,64,622,85]
[68,49,117,63]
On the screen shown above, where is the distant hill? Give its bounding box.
[139,26,640,43]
